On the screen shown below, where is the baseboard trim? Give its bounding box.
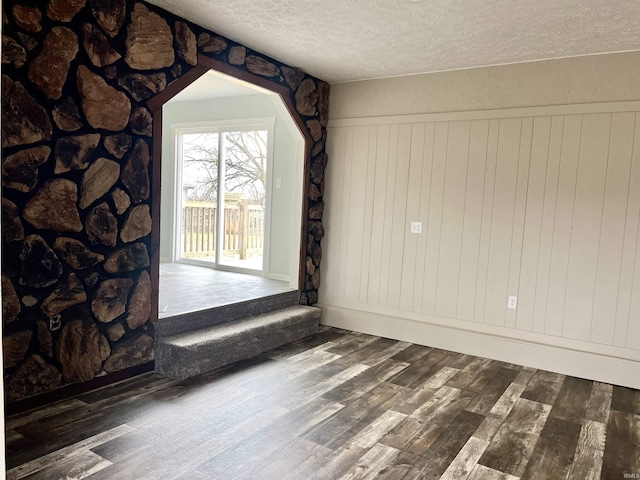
[267,273,290,282]
[5,361,155,416]
[318,303,640,390]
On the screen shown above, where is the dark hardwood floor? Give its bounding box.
[5,327,640,480]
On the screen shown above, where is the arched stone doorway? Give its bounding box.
[147,54,322,322]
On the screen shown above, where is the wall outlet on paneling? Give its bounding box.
[508,296,517,309]
[410,222,422,234]
[276,178,282,189]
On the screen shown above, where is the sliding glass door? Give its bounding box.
[176,121,272,273]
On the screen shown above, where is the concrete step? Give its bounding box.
[155,290,300,338]
[155,305,321,380]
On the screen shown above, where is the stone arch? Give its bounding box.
[1,0,329,404]
[146,54,321,320]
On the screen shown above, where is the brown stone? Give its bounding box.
[23,179,83,232]
[308,290,318,305]
[121,204,151,242]
[2,35,27,67]
[86,202,117,247]
[104,65,116,79]
[80,157,120,209]
[91,277,133,323]
[309,183,322,201]
[54,133,101,173]
[126,270,151,330]
[318,82,330,127]
[3,330,32,368]
[106,322,125,342]
[104,243,150,273]
[128,107,152,136]
[54,237,105,269]
[121,139,150,203]
[2,146,51,193]
[56,319,110,382]
[36,320,53,357]
[17,33,38,51]
[125,3,174,70]
[295,79,318,116]
[309,201,324,220]
[311,240,322,266]
[308,220,325,241]
[306,119,322,142]
[198,33,226,54]
[228,46,246,65]
[305,256,315,276]
[48,0,86,21]
[89,0,125,37]
[84,272,99,287]
[77,65,131,131]
[41,273,87,316]
[282,66,305,90]
[22,296,38,307]
[83,22,121,67]
[2,198,24,243]
[103,333,154,372]
[311,141,323,157]
[2,275,21,324]
[12,5,41,32]
[53,97,83,132]
[312,269,321,289]
[310,153,328,185]
[245,55,279,77]
[2,76,52,148]
[112,188,131,214]
[175,21,197,66]
[117,73,166,102]
[19,235,62,288]
[104,134,132,159]
[28,27,78,100]
[6,354,61,402]
[170,64,182,79]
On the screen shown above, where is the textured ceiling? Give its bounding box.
[147,0,640,83]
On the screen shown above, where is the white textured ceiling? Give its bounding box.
[168,70,269,102]
[147,0,640,83]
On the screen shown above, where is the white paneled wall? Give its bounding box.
[321,103,640,387]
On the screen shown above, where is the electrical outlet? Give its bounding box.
[49,314,62,331]
[508,296,517,309]
[410,222,422,234]
[276,178,282,189]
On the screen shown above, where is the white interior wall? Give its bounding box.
[160,94,298,279]
[322,53,640,388]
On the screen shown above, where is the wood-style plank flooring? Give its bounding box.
[5,327,640,480]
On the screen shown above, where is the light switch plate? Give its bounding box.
[410,222,422,234]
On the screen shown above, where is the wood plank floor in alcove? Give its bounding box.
[5,327,640,480]
[158,262,293,318]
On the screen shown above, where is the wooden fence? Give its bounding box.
[182,200,264,260]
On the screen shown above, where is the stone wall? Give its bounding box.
[1,0,329,402]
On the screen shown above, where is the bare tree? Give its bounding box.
[182,130,267,204]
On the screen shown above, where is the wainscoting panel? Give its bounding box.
[322,102,640,386]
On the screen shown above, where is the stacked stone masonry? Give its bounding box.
[1,0,329,402]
